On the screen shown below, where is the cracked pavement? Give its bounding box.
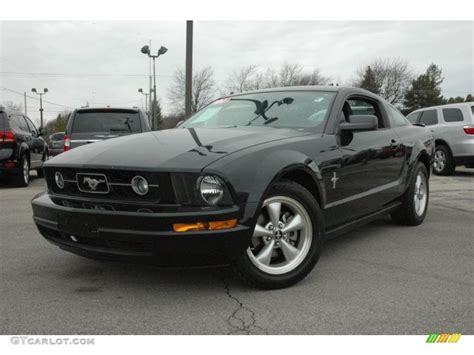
[1,168,473,334]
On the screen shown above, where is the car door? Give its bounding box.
[9,115,36,162]
[332,95,405,223]
[24,117,45,168]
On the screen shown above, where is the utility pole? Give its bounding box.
[24,92,27,116]
[149,40,153,125]
[185,20,193,118]
[31,88,48,128]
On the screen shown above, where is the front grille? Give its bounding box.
[45,167,175,203]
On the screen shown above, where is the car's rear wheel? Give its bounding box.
[391,162,429,226]
[433,145,455,175]
[14,155,30,187]
[234,180,323,289]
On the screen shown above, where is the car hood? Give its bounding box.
[46,127,311,171]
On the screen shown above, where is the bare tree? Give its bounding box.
[168,66,216,114]
[262,68,280,89]
[265,63,330,88]
[354,58,413,105]
[226,65,259,93]
[2,101,23,111]
[278,63,303,86]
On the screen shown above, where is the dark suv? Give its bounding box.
[64,107,151,151]
[0,106,49,186]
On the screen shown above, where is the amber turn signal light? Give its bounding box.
[173,219,237,232]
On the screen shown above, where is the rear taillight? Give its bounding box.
[463,126,474,135]
[63,135,71,151]
[0,130,16,143]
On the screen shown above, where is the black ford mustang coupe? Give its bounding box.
[32,87,434,289]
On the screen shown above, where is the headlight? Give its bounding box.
[55,171,64,189]
[199,175,224,205]
[131,176,149,195]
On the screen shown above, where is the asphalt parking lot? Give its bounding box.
[1,169,473,335]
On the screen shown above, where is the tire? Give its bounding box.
[391,162,429,226]
[13,154,30,187]
[234,180,323,289]
[433,145,455,175]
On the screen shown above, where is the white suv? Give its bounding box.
[407,102,474,175]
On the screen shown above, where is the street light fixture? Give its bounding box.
[140,44,168,130]
[138,88,154,122]
[31,88,48,129]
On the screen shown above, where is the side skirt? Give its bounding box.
[324,202,402,240]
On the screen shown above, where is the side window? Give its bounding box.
[406,112,420,124]
[442,108,464,122]
[386,104,409,127]
[25,117,38,134]
[345,98,385,128]
[419,110,438,126]
[9,115,30,132]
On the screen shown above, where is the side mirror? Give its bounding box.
[38,127,47,136]
[175,120,184,128]
[340,115,378,132]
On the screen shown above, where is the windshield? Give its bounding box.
[182,91,335,131]
[72,110,141,134]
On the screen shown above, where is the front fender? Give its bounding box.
[204,140,324,208]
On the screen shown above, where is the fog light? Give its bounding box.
[55,171,64,189]
[199,175,224,205]
[131,176,149,195]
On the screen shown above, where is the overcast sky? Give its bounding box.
[1,21,472,125]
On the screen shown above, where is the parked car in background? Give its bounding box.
[63,107,151,151]
[32,87,434,289]
[0,106,49,186]
[406,102,474,175]
[49,132,65,156]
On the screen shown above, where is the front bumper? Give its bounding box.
[32,192,255,266]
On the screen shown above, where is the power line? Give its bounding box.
[0,71,172,79]
[1,87,74,109]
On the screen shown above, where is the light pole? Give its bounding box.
[140,44,168,130]
[31,88,48,128]
[138,88,153,123]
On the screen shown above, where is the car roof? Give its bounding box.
[225,85,380,100]
[411,102,474,112]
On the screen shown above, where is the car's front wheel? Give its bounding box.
[234,180,323,289]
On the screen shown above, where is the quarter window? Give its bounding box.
[419,110,438,126]
[386,105,409,126]
[406,112,420,123]
[442,108,464,122]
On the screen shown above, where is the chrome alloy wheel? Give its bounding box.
[433,149,446,173]
[414,172,427,216]
[247,196,313,275]
[23,158,30,184]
